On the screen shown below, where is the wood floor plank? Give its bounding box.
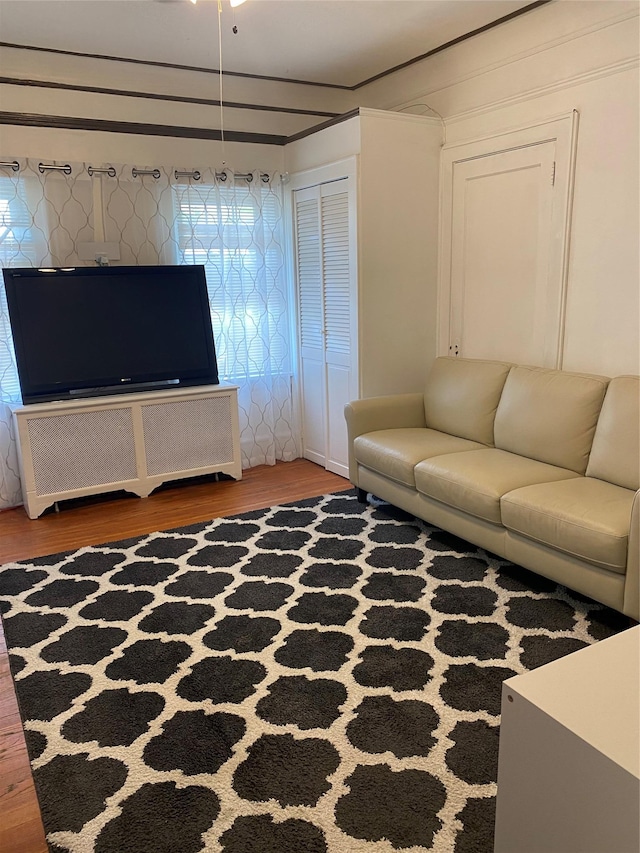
[0,460,349,563]
[0,460,349,853]
[0,617,49,853]
[0,694,21,724]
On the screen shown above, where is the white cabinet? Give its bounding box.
[494,626,639,853]
[12,384,242,518]
[441,115,577,368]
[288,108,442,477]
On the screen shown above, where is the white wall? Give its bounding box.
[284,119,361,175]
[1,1,638,379]
[357,110,442,393]
[0,41,356,141]
[284,110,443,397]
[359,0,640,377]
[0,123,285,174]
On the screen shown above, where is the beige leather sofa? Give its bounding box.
[345,357,639,621]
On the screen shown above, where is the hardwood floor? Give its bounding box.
[0,459,349,853]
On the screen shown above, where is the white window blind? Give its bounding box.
[172,182,289,381]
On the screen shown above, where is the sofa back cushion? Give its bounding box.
[424,357,512,446]
[586,376,640,490]
[493,365,609,473]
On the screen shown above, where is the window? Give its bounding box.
[172,182,290,381]
[0,175,43,402]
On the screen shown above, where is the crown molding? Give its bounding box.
[390,7,639,114]
[445,56,639,126]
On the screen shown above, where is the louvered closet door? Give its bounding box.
[294,178,357,477]
[322,181,356,476]
[295,186,326,467]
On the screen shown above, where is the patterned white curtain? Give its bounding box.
[0,158,297,511]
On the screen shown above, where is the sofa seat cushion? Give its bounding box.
[414,448,580,524]
[501,478,635,573]
[354,428,485,488]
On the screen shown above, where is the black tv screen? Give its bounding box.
[3,264,219,405]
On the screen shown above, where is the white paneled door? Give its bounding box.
[293,177,357,477]
[441,115,577,368]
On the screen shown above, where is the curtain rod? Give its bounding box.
[39,162,72,174]
[0,160,276,182]
[175,169,271,183]
[88,165,116,177]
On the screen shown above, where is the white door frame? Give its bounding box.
[438,111,579,368]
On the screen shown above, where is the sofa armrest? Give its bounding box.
[344,393,426,485]
[623,489,640,621]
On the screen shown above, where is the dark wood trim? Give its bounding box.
[286,109,361,144]
[0,2,553,93]
[0,108,361,146]
[0,76,340,119]
[0,111,288,145]
[0,106,420,147]
[352,1,553,89]
[0,41,352,91]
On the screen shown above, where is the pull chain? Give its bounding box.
[217,0,226,166]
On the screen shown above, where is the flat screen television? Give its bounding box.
[3,264,219,405]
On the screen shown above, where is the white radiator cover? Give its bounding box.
[26,407,139,494]
[12,384,242,519]
[142,396,235,476]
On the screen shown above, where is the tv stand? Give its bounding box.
[11,384,242,519]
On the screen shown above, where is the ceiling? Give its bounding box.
[0,0,537,87]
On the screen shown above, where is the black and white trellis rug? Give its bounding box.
[0,490,629,853]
